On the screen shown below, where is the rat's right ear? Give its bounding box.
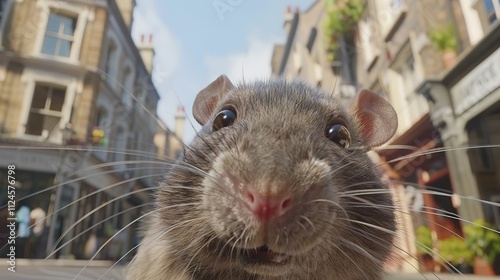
[193,75,235,125]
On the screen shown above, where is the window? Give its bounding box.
[306,28,317,53]
[397,52,428,124]
[105,41,117,79]
[484,0,500,24]
[121,66,133,107]
[0,0,7,24]
[359,19,378,69]
[41,12,77,57]
[401,55,419,94]
[25,84,66,137]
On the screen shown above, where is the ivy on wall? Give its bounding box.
[323,0,364,61]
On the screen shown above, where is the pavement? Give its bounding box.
[2,259,500,279]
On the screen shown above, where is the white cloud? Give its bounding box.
[204,37,277,84]
[131,2,182,87]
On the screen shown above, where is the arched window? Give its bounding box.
[104,40,118,84]
[121,65,134,107]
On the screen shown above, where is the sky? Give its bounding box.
[131,0,316,142]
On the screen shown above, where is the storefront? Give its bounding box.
[377,113,462,270]
[0,142,149,261]
[0,170,54,258]
[417,23,500,228]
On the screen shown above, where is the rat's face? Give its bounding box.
[157,77,398,279]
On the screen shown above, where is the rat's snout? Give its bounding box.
[244,186,292,221]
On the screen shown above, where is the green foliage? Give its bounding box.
[464,219,500,264]
[437,237,474,266]
[428,25,457,52]
[416,225,433,255]
[323,0,363,61]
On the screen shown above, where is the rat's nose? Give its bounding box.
[244,187,292,221]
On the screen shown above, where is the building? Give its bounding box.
[417,4,500,230]
[0,0,168,261]
[272,0,500,273]
[270,4,357,99]
[154,108,186,162]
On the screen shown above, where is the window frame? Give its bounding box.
[484,0,500,24]
[32,1,91,63]
[18,69,79,144]
[25,84,67,137]
[41,12,78,58]
[0,0,14,48]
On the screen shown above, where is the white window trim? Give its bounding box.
[18,68,79,144]
[492,0,500,19]
[376,0,408,41]
[0,0,14,49]
[359,18,381,70]
[32,0,93,63]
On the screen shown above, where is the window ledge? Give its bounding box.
[15,133,63,145]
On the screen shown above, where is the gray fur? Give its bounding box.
[127,78,397,280]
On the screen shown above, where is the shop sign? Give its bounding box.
[451,47,500,115]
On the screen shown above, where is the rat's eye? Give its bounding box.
[213,109,237,131]
[326,124,351,148]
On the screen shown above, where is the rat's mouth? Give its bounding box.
[239,246,291,265]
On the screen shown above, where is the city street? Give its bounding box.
[1,0,500,280]
[2,265,125,280]
[2,264,500,280]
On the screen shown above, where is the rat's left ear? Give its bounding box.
[350,89,398,147]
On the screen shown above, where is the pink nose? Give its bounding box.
[244,187,292,221]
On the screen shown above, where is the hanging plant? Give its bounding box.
[428,24,457,52]
[323,0,364,61]
[415,225,433,255]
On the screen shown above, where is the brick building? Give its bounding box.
[0,0,167,261]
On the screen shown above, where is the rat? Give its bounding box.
[126,75,399,280]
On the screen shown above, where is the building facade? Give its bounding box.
[0,0,166,261]
[417,11,500,230]
[272,0,500,273]
[271,3,357,99]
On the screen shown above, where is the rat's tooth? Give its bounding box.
[274,254,285,263]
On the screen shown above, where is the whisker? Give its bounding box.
[2,165,167,208]
[48,186,158,257]
[74,202,200,280]
[326,240,370,279]
[0,145,172,162]
[100,216,207,280]
[47,202,154,259]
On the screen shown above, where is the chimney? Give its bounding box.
[174,105,186,142]
[283,6,293,34]
[168,106,186,159]
[137,34,155,74]
[283,6,299,34]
